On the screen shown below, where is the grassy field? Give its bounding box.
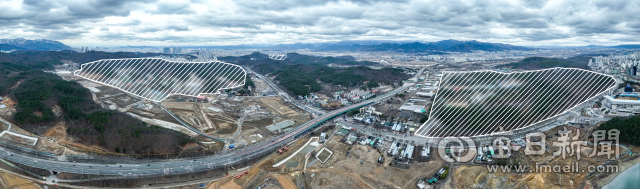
[244,118,274,127]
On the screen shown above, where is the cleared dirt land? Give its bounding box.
[275,175,297,189]
[0,171,39,189]
[251,97,311,134]
[449,124,640,189]
[209,117,237,135]
[452,164,592,189]
[259,97,297,116]
[217,179,242,189]
[305,135,444,189]
[232,126,272,146]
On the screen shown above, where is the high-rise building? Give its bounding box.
[163,47,171,54]
[173,47,182,54]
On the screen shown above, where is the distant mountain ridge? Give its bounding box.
[0,44,25,51]
[315,39,530,52]
[612,44,640,49]
[0,38,71,51]
[117,39,529,52]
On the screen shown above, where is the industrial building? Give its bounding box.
[603,84,640,114]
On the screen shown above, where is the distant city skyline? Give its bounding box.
[1,0,639,47]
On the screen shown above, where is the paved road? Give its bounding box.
[338,98,604,147]
[247,68,326,116]
[0,67,425,177]
[336,120,430,145]
[223,108,246,151]
[395,72,429,109]
[154,101,225,142]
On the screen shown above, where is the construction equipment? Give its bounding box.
[234,171,248,179]
[277,147,289,154]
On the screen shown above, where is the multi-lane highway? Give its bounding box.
[0,67,425,177]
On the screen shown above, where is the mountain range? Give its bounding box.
[264,39,530,52]
[611,44,640,49]
[0,38,71,51]
[4,37,640,52]
[0,44,25,51]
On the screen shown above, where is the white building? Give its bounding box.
[603,95,640,113]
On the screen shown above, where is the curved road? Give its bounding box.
[0,67,424,177]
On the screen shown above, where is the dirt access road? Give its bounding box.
[275,175,297,189]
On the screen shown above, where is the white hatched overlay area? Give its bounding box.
[74,58,246,102]
[415,68,616,138]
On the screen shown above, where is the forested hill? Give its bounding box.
[0,50,164,70]
[220,52,407,96]
[499,56,591,70]
[274,65,407,96]
[219,52,376,73]
[0,51,193,154]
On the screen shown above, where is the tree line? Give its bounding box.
[598,115,640,146]
[275,65,408,96]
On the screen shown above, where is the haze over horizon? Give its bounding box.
[2,0,639,47]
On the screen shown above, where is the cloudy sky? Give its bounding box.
[1,0,639,47]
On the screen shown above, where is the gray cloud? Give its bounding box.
[136,24,190,32]
[152,1,194,14]
[0,0,638,46]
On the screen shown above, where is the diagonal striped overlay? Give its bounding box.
[73,58,246,102]
[415,68,616,138]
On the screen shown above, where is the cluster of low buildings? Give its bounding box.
[389,123,406,132]
[419,50,552,63]
[379,121,416,133]
[398,72,439,113]
[312,88,385,109]
[335,124,431,168]
[344,89,375,102]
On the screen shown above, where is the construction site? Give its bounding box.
[199,122,446,189]
[40,67,442,188]
[197,109,640,189]
[75,80,198,137]
[72,70,314,153]
[240,97,312,135]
